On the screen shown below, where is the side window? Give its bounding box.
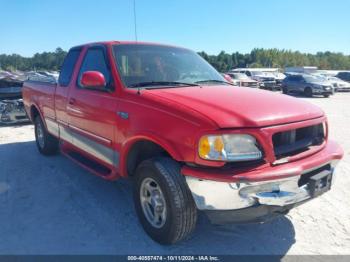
[78,48,112,90]
[58,49,81,86]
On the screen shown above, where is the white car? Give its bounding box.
[227,72,259,88]
[326,76,350,92]
[233,70,277,90]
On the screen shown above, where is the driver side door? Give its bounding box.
[66,45,119,170]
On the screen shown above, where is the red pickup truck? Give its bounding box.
[23,41,343,244]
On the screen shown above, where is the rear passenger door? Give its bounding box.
[66,45,119,169]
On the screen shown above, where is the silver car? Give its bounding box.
[282,74,334,97]
[326,76,350,92]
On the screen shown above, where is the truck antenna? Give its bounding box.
[133,0,138,42]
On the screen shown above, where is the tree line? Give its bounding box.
[1,47,350,73]
[0,48,67,72]
[200,48,350,72]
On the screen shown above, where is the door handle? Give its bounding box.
[68,98,76,105]
[117,111,129,119]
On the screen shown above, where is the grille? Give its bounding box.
[272,123,325,158]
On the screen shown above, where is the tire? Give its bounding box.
[323,94,330,98]
[304,87,313,97]
[34,116,59,155]
[133,157,197,245]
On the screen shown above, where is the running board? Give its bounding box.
[62,149,113,177]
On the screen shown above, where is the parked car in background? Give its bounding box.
[227,72,259,88]
[336,72,350,83]
[232,69,277,90]
[282,74,334,97]
[0,76,28,125]
[273,72,286,88]
[257,71,280,90]
[322,76,350,92]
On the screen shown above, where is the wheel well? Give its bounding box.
[30,105,40,121]
[126,140,171,177]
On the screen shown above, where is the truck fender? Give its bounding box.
[29,103,46,128]
[119,134,183,178]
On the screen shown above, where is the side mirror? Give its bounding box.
[80,71,106,89]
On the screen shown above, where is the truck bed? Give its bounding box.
[22,78,57,121]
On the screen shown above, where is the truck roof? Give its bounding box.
[70,41,186,51]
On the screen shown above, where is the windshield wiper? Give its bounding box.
[195,80,232,85]
[128,81,199,88]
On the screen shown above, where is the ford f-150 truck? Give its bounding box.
[22,41,343,245]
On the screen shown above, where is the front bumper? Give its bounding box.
[205,202,305,224]
[183,140,343,224]
[312,87,334,95]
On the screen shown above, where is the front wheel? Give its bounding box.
[304,87,313,97]
[34,116,59,155]
[324,94,330,98]
[133,157,197,245]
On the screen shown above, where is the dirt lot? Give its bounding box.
[0,93,349,255]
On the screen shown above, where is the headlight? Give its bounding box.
[198,134,263,162]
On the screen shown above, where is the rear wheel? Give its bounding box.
[324,94,330,98]
[34,116,59,155]
[304,87,313,97]
[133,157,197,245]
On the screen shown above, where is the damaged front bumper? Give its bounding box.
[183,140,343,224]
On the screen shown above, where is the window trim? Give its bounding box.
[76,45,114,92]
[58,47,82,87]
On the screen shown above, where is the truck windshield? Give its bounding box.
[113,44,225,88]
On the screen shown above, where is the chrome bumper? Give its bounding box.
[185,161,340,211]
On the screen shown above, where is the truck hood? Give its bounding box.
[146,85,324,128]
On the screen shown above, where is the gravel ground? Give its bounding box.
[0,93,349,255]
